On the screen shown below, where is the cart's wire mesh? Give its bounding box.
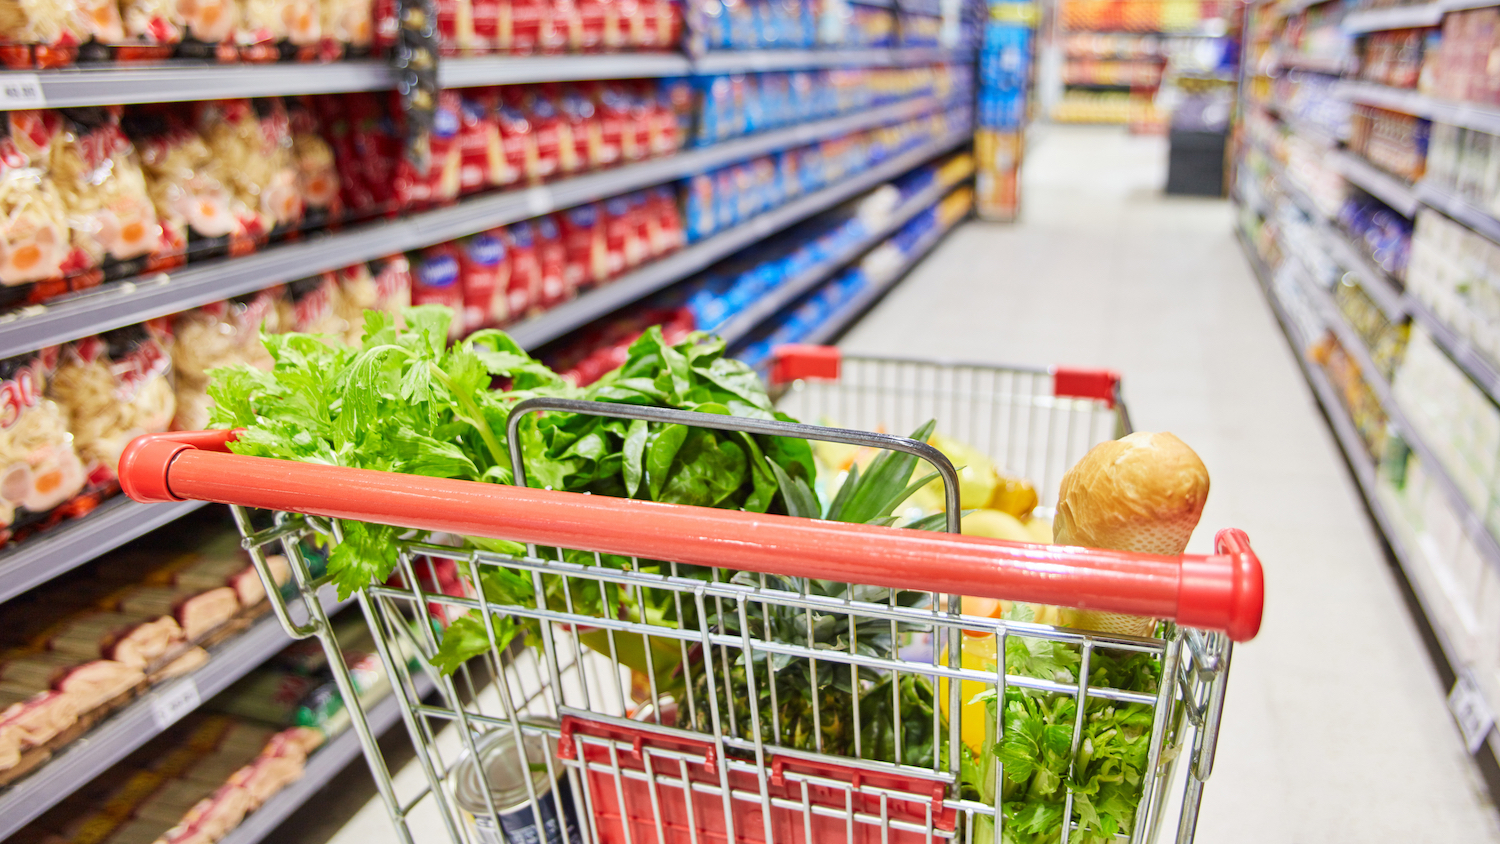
[232,356,1227,844]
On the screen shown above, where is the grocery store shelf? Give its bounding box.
[510,125,972,349]
[1342,2,1445,31]
[714,171,967,346]
[438,52,693,88]
[1335,80,1500,136]
[799,215,958,346]
[1331,150,1420,217]
[1060,23,1229,36]
[1316,224,1407,320]
[1238,223,1500,774]
[0,94,955,360]
[0,49,973,111]
[0,497,208,605]
[0,61,393,110]
[693,47,968,73]
[1273,52,1352,74]
[1415,180,1500,244]
[217,672,437,844]
[1277,0,1340,17]
[0,586,349,839]
[1407,296,1500,407]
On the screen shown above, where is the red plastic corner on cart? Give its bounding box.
[559,715,955,843]
[1052,367,1120,408]
[770,345,841,385]
[118,429,242,504]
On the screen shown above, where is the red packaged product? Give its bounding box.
[412,244,467,337]
[558,203,607,294]
[543,0,576,52]
[507,0,546,54]
[574,0,608,51]
[602,195,644,277]
[425,91,466,203]
[589,82,627,167]
[436,0,476,54]
[533,215,567,308]
[288,99,342,228]
[502,220,540,318]
[552,84,595,174]
[470,0,500,51]
[0,112,74,298]
[650,184,683,255]
[514,87,562,181]
[493,92,537,186]
[457,231,509,332]
[456,93,501,194]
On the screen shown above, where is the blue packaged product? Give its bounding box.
[713,168,736,234]
[684,173,717,242]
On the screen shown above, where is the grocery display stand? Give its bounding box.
[0,6,982,841]
[1233,0,1500,798]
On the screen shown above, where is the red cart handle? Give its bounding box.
[119,431,1264,642]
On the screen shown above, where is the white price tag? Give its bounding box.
[151,679,202,730]
[1449,672,1495,754]
[0,73,44,109]
[525,186,554,217]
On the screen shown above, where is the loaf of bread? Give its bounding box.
[1053,431,1209,636]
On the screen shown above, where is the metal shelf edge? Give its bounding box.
[1332,150,1420,217]
[0,94,958,360]
[1415,180,1500,245]
[715,172,966,345]
[799,214,958,346]
[1406,296,1500,407]
[1342,2,1445,32]
[0,587,349,839]
[0,498,208,604]
[507,126,970,348]
[215,672,437,844]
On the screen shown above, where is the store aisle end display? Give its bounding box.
[0,0,984,840]
[975,0,1033,219]
[1234,0,1500,801]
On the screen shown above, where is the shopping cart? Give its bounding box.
[118,347,1262,844]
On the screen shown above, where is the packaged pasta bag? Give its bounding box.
[236,0,320,61]
[0,348,87,542]
[129,106,251,264]
[436,0,476,55]
[288,98,341,228]
[48,107,164,285]
[170,288,283,430]
[174,0,239,58]
[119,0,184,58]
[0,0,125,68]
[321,0,374,57]
[0,111,73,301]
[196,98,302,240]
[337,254,410,341]
[455,91,502,195]
[288,272,352,337]
[51,323,176,484]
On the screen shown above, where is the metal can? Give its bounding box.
[450,726,583,844]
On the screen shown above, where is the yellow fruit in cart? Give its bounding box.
[926,433,1001,509]
[937,633,999,754]
[989,475,1038,520]
[1024,515,1053,544]
[961,509,1033,543]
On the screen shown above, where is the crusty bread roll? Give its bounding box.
[1053,431,1209,636]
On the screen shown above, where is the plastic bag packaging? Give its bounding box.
[288,99,341,228]
[0,0,124,67]
[197,99,302,238]
[0,111,71,292]
[170,288,283,431]
[321,0,374,56]
[130,107,250,263]
[51,324,176,482]
[120,0,185,54]
[48,107,165,284]
[237,0,320,60]
[175,0,238,55]
[0,348,87,540]
[338,254,411,340]
[288,272,351,336]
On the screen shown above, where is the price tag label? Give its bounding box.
[151,679,202,730]
[525,186,554,217]
[1449,672,1495,754]
[0,74,44,109]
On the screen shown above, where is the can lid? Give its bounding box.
[450,727,559,814]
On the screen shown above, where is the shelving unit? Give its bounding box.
[798,216,957,345]
[1329,149,1419,216]
[0,24,981,843]
[509,127,970,348]
[216,672,437,844]
[0,585,348,840]
[0,48,972,111]
[1236,0,1500,792]
[0,498,207,604]
[0,93,958,359]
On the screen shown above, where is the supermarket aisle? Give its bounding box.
[843,124,1500,841]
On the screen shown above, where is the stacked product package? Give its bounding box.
[975,0,1031,220]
